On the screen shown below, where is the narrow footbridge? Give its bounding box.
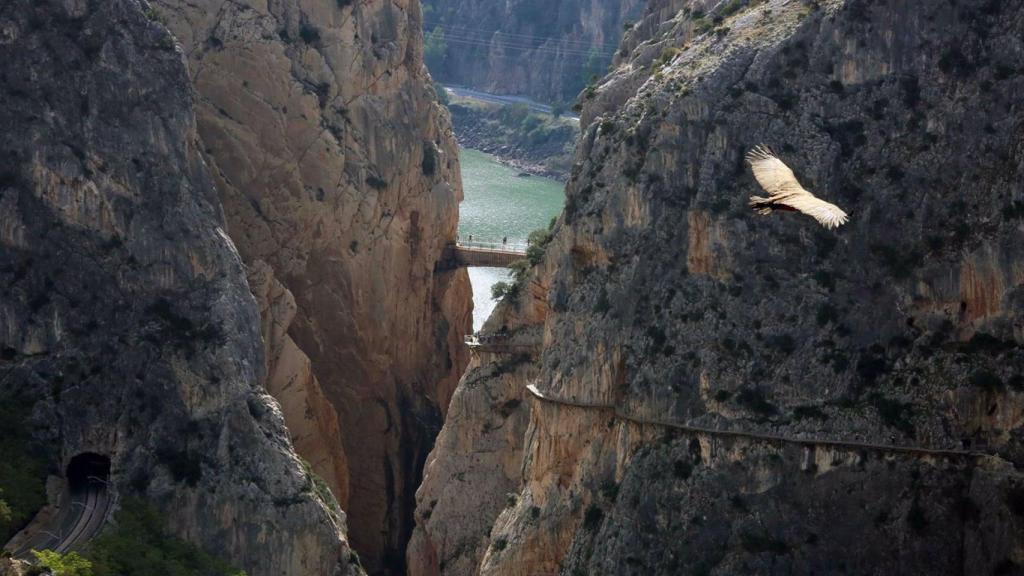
[439,239,527,269]
[465,334,541,356]
[524,383,989,459]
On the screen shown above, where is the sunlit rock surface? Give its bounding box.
[414,0,1024,574]
[152,0,473,570]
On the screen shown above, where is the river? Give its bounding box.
[457,148,565,330]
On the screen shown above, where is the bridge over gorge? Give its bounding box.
[438,239,527,270]
[465,333,541,356]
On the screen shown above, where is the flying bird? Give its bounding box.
[746,145,849,230]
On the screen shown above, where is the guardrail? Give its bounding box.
[456,240,528,253]
[524,383,989,459]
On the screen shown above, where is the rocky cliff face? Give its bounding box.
[150,0,472,572]
[413,0,1024,574]
[0,1,359,574]
[423,0,647,104]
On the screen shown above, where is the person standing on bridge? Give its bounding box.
[502,236,507,245]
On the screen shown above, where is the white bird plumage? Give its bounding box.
[746,145,849,230]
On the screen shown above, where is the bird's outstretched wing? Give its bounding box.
[746,144,849,229]
[746,144,805,197]
[776,193,849,229]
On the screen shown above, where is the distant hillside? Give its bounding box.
[423,0,646,105]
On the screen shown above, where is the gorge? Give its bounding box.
[3,0,1024,576]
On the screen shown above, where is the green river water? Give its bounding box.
[457,148,565,330]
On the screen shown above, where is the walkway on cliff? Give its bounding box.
[465,334,542,355]
[524,383,989,459]
[440,239,527,269]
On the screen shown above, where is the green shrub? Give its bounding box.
[582,505,604,531]
[792,405,827,421]
[424,26,448,71]
[299,23,320,44]
[868,393,914,437]
[736,388,778,417]
[969,369,1004,392]
[491,281,517,301]
[300,459,341,520]
[32,550,94,576]
[365,174,388,190]
[673,460,693,480]
[433,82,449,106]
[421,144,437,176]
[526,228,553,265]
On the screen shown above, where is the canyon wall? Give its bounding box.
[0,1,359,574]
[423,0,647,104]
[413,0,1024,574]
[151,0,473,572]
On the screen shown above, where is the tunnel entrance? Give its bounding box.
[66,453,110,492]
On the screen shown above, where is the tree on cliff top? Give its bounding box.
[424,27,448,73]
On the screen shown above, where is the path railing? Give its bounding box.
[456,239,528,253]
[438,239,528,269]
[465,334,541,355]
[524,383,989,459]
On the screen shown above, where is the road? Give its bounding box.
[5,477,113,559]
[525,383,987,459]
[444,85,580,122]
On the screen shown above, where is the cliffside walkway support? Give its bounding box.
[524,383,989,459]
[465,334,541,356]
[438,240,527,270]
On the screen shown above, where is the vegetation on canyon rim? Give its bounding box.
[25,500,244,576]
[491,219,555,301]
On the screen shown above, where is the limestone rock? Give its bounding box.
[415,0,1024,574]
[0,1,360,574]
[150,0,472,570]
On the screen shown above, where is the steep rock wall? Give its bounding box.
[423,0,647,104]
[0,1,359,574]
[414,0,1024,574]
[152,0,473,571]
